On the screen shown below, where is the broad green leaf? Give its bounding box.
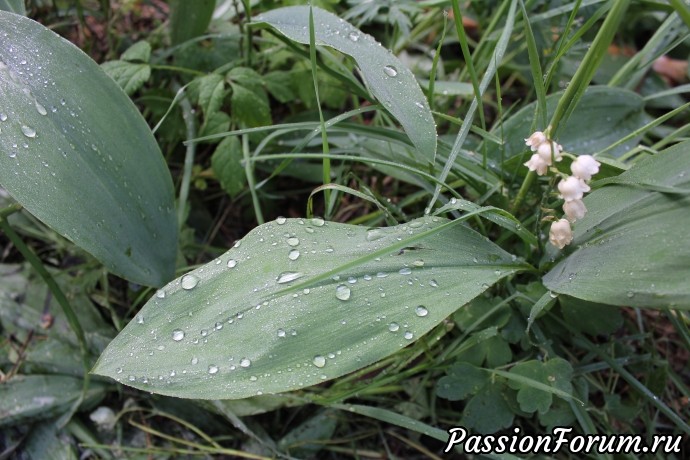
[0,375,106,427]
[200,111,231,139]
[543,141,690,309]
[0,0,24,15]
[559,296,623,336]
[231,84,271,127]
[490,86,646,159]
[506,359,573,414]
[24,419,78,460]
[169,0,215,45]
[121,40,151,62]
[0,12,177,286]
[197,73,225,117]
[93,216,528,399]
[436,362,489,401]
[101,60,151,95]
[211,136,246,197]
[461,382,514,434]
[254,6,437,164]
[263,70,296,103]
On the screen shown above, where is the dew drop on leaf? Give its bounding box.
[172,329,184,341]
[383,65,398,77]
[335,284,351,301]
[313,355,326,368]
[21,124,36,138]
[227,259,238,268]
[388,322,400,332]
[415,306,429,317]
[181,274,199,290]
[240,358,251,368]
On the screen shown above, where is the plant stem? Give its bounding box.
[511,170,535,214]
[175,82,197,229]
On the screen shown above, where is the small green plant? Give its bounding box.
[1,0,689,457]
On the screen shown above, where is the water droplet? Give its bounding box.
[366,229,385,241]
[0,113,7,122]
[277,271,302,284]
[348,31,360,42]
[415,306,429,317]
[383,65,398,77]
[21,125,36,138]
[313,355,326,368]
[277,329,286,338]
[172,329,184,341]
[136,315,144,324]
[399,268,412,275]
[388,322,400,332]
[626,291,634,298]
[215,322,223,330]
[240,358,251,368]
[128,375,136,382]
[404,331,414,340]
[412,259,424,267]
[287,237,300,246]
[376,272,389,278]
[181,274,199,290]
[276,216,287,224]
[335,284,351,301]
[347,276,357,284]
[288,249,300,261]
[429,279,438,287]
[8,151,17,158]
[191,357,199,365]
[208,365,219,374]
[156,289,166,299]
[227,259,238,268]
[35,100,47,115]
[311,217,325,226]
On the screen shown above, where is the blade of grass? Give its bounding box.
[668,0,690,32]
[519,0,547,128]
[549,0,630,135]
[428,0,517,211]
[427,11,448,113]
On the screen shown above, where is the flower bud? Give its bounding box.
[537,141,563,164]
[570,154,601,181]
[563,199,587,222]
[558,176,590,201]
[525,131,546,151]
[549,218,573,249]
[524,153,549,175]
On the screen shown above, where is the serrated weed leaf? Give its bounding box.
[93,216,527,399]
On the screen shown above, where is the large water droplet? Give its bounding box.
[156,289,166,299]
[399,267,412,275]
[313,355,326,368]
[172,329,185,341]
[208,365,219,374]
[311,217,325,227]
[335,284,351,301]
[21,124,36,138]
[415,306,429,317]
[181,274,199,290]
[287,237,300,247]
[277,329,286,338]
[227,259,238,268]
[276,216,287,225]
[288,249,300,261]
[429,279,438,287]
[388,322,400,332]
[412,259,425,267]
[365,229,385,241]
[383,65,398,77]
[240,357,251,368]
[35,101,47,116]
[277,271,302,284]
[404,331,414,340]
[348,31,360,42]
[0,113,7,122]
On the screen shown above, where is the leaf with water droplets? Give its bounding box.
[0,11,176,286]
[543,141,690,309]
[253,6,437,165]
[93,216,528,399]
[0,0,25,15]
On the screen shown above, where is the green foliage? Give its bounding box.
[0,12,177,286]
[2,1,689,456]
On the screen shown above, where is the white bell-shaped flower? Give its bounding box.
[558,176,590,201]
[549,218,573,249]
[525,131,546,151]
[537,141,563,164]
[571,155,601,181]
[563,199,587,222]
[524,153,549,175]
